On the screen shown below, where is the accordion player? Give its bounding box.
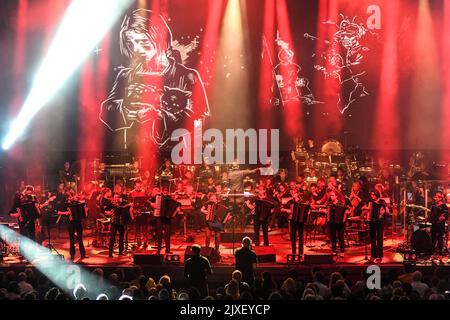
[327,190,348,256]
[151,189,181,254]
[201,193,231,251]
[364,191,388,261]
[109,194,134,257]
[281,190,310,255]
[253,189,275,246]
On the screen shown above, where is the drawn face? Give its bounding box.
[336,20,363,49]
[126,30,157,61]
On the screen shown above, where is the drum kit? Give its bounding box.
[404,204,449,258]
[293,139,376,179]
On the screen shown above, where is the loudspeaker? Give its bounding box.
[253,246,276,263]
[133,253,163,265]
[303,253,334,265]
[184,246,221,264]
[221,232,254,243]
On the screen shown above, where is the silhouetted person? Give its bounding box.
[184,244,212,298]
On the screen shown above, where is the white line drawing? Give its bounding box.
[100,9,210,150]
[305,15,371,114]
[264,31,321,107]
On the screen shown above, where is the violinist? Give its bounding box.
[10,185,41,260]
[311,178,327,205]
[272,183,291,228]
[59,192,88,260]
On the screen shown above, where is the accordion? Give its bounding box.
[291,202,310,223]
[327,204,347,223]
[367,201,385,222]
[69,202,87,221]
[154,195,180,219]
[255,199,274,222]
[112,205,132,225]
[205,202,230,231]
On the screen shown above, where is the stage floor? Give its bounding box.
[4,225,450,286]
[1,225,409,266]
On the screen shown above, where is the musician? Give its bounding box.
[364,191,387,262]
[151,187,180,254]
[379,167,395,197]
[108,193,134,257]
[429,192,449,258]
[159,160,174,186]
[228,163,260,194]
[192,190,208,232]
[310,179,327,205]
[65,193,88,260]
[10,186,41,259]
[281,189,309,256]
[59,161,76,189]
[130,179,146,198]
[199,163,214,183]
[336,167,348,193]
[252,188,275,246]
[205,177,217,194]
[273,183,291,228]
[349,181,365,217]
[99,188,114,217]
[327,190,347,257]
[201,193,230,251]
[273,169,289,186]
[295,176,308,194]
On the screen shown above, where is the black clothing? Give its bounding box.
[328,204,347,253]
[109,205,131,255]
[369,221,384,258]
[367,200,386,258]
[254,199,274,246]
[184,254,212,298]
[235,247,257,286]
[429,203,449,255]
[67,202,87,259]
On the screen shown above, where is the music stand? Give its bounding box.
[45,216,63,258]
[354,227,371,264]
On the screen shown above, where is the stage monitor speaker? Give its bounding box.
[254,246,276,263]
[303,253,334,265]
[184,246,221,264]
[221,232,254,243]
[133,253,163,265]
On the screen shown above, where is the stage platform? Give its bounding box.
[2,226,450,286]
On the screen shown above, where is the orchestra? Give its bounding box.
[4,152,450,264]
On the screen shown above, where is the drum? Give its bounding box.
[411,229,432,255]
[321,139,344,155]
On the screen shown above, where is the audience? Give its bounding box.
[0,262,450,300]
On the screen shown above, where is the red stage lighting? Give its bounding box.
[312,0,341,143]
[276,0,303,138]
[372,1,400,161]
[258,0,275,130]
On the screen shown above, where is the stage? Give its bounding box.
[3,224,450,287]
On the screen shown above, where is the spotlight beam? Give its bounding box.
[2,0,133,150]
[0,224,109,297]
